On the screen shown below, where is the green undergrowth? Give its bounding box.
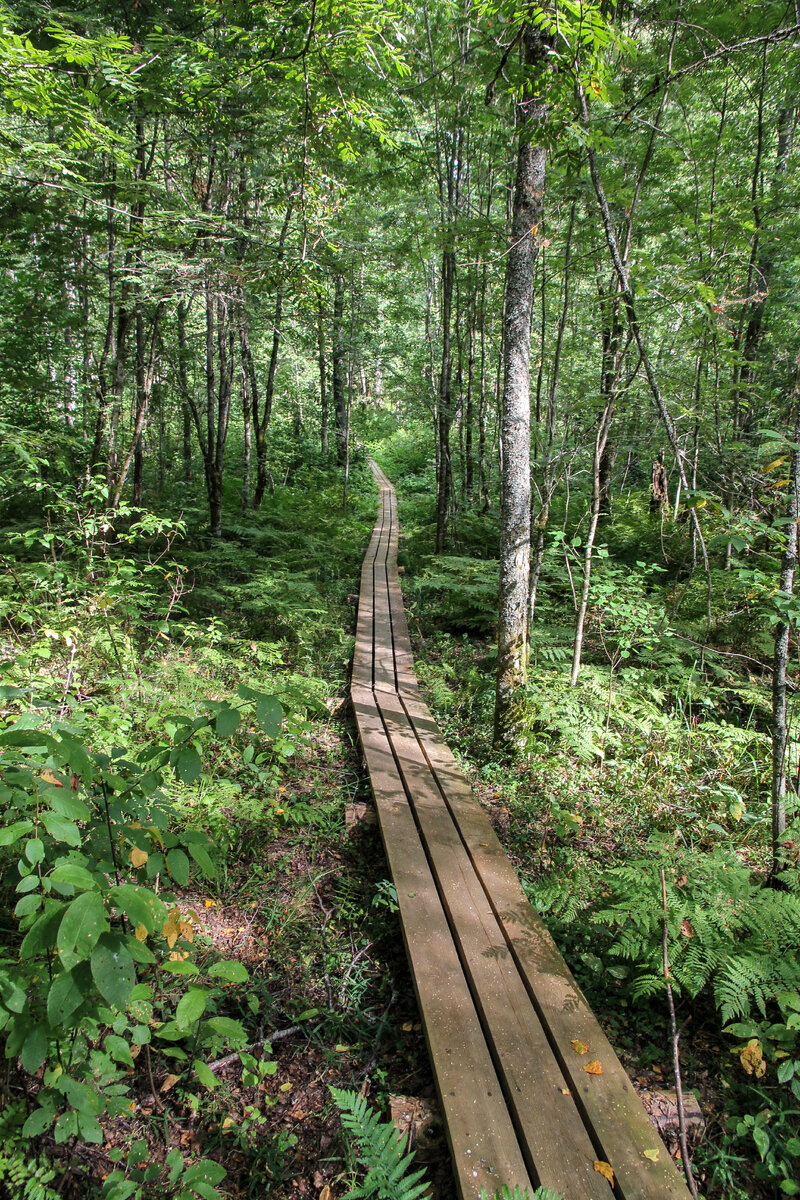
[0,451,445,1197]
[391,467,800,1199]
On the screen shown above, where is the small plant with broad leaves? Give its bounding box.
[0,683,284,1196]
[330,1086,430,1200]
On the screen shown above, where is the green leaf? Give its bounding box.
[186,841,216,878]
[47,966,88,1026]
[104,1033,134,1067]
[175,746,202,785]
[24,837,45,864]
[48,790,91,820]
[167,848,190,886]
[182,1159,225,1186]
[108,883,163,933]
[215,707,240,738]
[21,1024,49,1073]
[40,810,81,846]
[176,987,207,1030]
[193,1059,219,1090]
[255,695,283,738]
[0,819,34,846]
[777,1059,795,1084]
[54,1109,79,1144]
[161,960,200,976]
[207,960,248,983]
[753,1124,769,1160]
[77,1112,104,1143]
[58,890,107,968]
[91,934,135,1010]
[50,863,98,891]
[22,1106,55,1137]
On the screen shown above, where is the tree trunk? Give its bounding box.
[493,25,549,748]
[333,273,347,467]
[435,247,455,553]
[772,375,800,878]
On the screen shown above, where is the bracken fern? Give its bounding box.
[330,1087,430,1200]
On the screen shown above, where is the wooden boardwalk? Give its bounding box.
[351,463,692,1200]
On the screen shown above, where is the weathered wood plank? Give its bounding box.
[400,693,692,1200]
[375,689,612,1200]
[351,685,534,1198]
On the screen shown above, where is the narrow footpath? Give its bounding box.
[351,463,691,1200]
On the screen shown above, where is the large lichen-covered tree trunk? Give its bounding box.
[493,26,548,749]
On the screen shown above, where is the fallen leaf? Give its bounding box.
[561,1088,570,1096]
[204,899,217,908]
[571,1039,589,1055]
[594,1161,614,1185]
[280,1082,293,1092]
[334,1044,349,1053]
[680,919,695,939]
[402,1022,413,1032]
[221,1117,236,1132]
[643,1148,660,1162]
[740,1038,766,1078]
[320,1188,332,1200]
[161,1074,180,1093]
[584,1060,603,1075]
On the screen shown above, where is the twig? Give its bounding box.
[145,1044,165,1113]
[207,1023,315,1074]
[338,941,373,1006]
[661,869,699,1200]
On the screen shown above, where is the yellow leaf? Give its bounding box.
[221,1117,236,1131]
[280,1082,293,1092]
[571,1039,589,1055]
[643,1148,660,1162]
[740,1038,766,1078]
[584,1060,604,1075]
[161,1074,180,1093]
[204,899,217,908]
[334,1044,349,1053]
[320,1188,332,1200]
[561,1088,571,1096]
[765,455,787,473]
[594,1161,614,1185]
[41,768,64,787]
[134,923,148,943]
[402,1022,413,1032]
[130,846,148,869]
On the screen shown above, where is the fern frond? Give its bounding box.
[331,1086,432,1200]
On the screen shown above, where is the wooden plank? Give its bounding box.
[375,689,612,1200]
[351,685,533,1199]
[400,694,692,1200]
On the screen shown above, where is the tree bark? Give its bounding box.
[333,273,347,467]
[493,25,549,748]
[772,373,800,878]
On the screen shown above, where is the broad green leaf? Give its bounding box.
[22,1106,55,1137]
[77,1113,104,1143]
[48,789,90,821]
[104,1033,134,1067]
[186,841,215,877]
[91,934,135,1010]
[175,746,202,785]
[160,960,200,976]
[215,707,239,738]
[47,967,87,1026]
[753,1124,769,1160]
[24,837,45,864]
[50,863,98,891]
[255,695,283,738]
[57,890,107,968]
[207,960,248,983]
[176,987,207,1030]
[182,1159,226,1186]
[193,1058,218,1090]
[41,810,81,846]
[0,819,34,846]
[21,1024,49,1073]
[54,1109,79,1144]
[166,848,190,886]
[108,883,163,933]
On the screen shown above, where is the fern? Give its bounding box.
[331,1087,431,1200]
[0,1142,60,1200]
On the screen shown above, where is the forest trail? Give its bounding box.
[351,463,693,1200]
